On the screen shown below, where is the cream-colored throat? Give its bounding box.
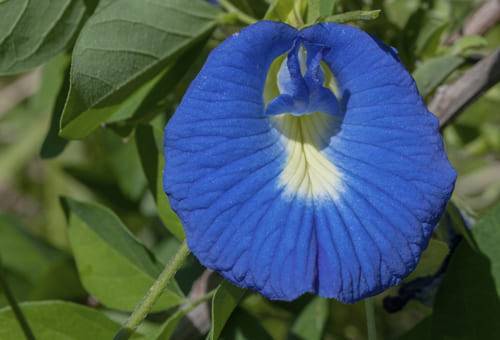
[273,112,343,201]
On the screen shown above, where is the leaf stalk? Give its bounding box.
[114,240,191,340]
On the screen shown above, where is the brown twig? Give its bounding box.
[433,49,500,128]
[446,0,500,45]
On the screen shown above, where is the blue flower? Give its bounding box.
[163,21,456,302]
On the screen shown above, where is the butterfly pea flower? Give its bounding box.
[163,21,456,303]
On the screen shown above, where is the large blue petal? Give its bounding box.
[164,21,456,302]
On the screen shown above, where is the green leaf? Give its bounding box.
[154,289,213,340]
[0,0,86,75]
[307,0,336,23]
[40,60,71,159]
[264,0,295,21]
[471,202,500,293]
[415,19,448,58]
[383,0,420,29]
[154,308,186,340]
[290,297,329,340]
[431,240,500,339]
[108,39,207,126]
[60,0,220,139]
[0,215,85,305]
[398,317,431,340]
[210,281,246,340]
[0,54,68,183]
[63,198,184,312]
[0,301,146,340]
[219,309,273,340]
[450,35,489,56]
[406,239,449,281]
[96,130,148,201]
[318,10,381,24]
[412,55,464,98]
[136,124,185,240]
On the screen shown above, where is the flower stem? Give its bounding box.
[0,257,35,340]
[218,0,257,25]
[365,298,377,340]
[114,240,191,340]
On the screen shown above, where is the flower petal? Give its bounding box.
[164,22,456,302]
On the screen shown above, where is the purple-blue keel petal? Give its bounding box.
[164,21,456,303]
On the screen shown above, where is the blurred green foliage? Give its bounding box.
[0,0,499,339]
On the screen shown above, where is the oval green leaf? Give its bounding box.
[0,0,86,75]
[210,281,246,340]
[413,55,464,98]
[60,0,220,139]
[0,301,146,340]
[64,198,184,312]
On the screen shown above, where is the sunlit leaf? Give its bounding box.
[264,0,295,21]
[306,0,336,23]
[64,198,184,312]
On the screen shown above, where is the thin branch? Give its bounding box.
[433,49,500,128]
[0,257,36,340]
[446,0,500,45]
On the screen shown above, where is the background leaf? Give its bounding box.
[406,239,449,281]
[210,281,246,340]
[290,297,328,340]
[0,214,85,306]
[0,301,146,340]
[0,0,86,75]
[430,241,500,340]
[413,55,464,98]
[307,0,336,23]
[470,202,500,293]
[136,124,184,240]
[319,10,381,24]
[264,0,295,21]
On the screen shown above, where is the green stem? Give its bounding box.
[0,258,36,340]
[182,290,217,314]
[114,240,191,340]
[218,0,257,25]
[365,298,377,340]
